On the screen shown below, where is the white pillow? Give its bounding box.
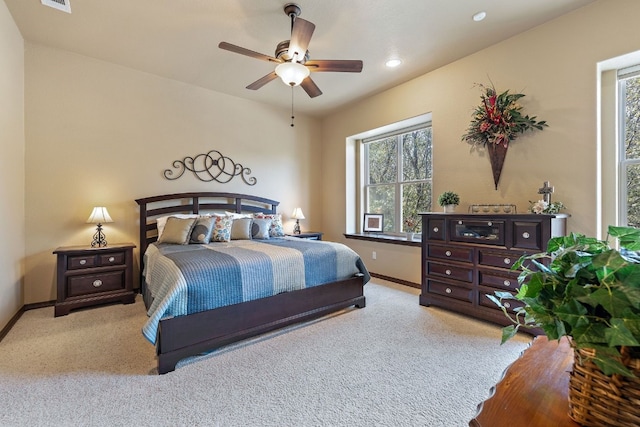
[225,211,253,219]
[156,214,200,238]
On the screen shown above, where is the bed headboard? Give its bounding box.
[135,192,279,282]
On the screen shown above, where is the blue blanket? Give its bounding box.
[142,237,370,343]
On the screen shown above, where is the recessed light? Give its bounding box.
[473,11,486,22]
[385,59,402,68]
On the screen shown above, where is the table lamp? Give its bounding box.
[87,206,113,247]
[291,208,305,234]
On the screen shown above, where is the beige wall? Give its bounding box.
[0,0,25,328]
[23,43,322,304]
[321,0,640,284]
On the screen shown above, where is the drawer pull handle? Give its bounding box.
[487,221,493,226]
[504,302,511,309]
[433,226,439,232]
[93,279,103,288]
[445,269,452,275]
[522,232,530,239]
[458,220,463,225]
[108,256,115,262]
[445,250,452,257]
[79,259,87,265]
[445,287,452,294]
[504,258,511,265]
[503,279,511,287]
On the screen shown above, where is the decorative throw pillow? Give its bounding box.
[231,218,253,240]
[210,215,233,242]
[254,213,285,237]
[225,211,253,219]
[251,218,272,239]
[158,217,196,244]
[189,216,216,244]
[156,214,199,238]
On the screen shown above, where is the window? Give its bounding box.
[363,124,432,234]
[618,66,640,227]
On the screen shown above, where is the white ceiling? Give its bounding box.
[4,0,596,117]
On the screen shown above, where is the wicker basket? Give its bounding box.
[569,346,640,427]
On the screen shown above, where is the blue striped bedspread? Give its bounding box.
[142,237,370,344]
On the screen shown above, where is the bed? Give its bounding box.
[135,192,369,374]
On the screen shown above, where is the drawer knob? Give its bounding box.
[504,302,511,309]
[487,221,493,226]
[445,269,452,275]
[503,258,511,265]
[79,259,87,265]
[108,256,115,262]
[93,279,103,288]
[433,226,439,232]
[445,250,452,257]
[445,287,452,294]
[503,279,511,287]
[522,232,530,239]
[457,220,463,225]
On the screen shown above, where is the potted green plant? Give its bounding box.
[437,191,460,213]
[489,225,640,426]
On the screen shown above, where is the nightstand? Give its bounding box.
[287,232,323,240]
[53,243,136,317]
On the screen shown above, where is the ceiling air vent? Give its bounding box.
[41,0,71,14]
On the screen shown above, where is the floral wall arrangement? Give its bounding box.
[462,83,548,189]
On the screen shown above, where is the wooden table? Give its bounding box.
[470,336,580,427]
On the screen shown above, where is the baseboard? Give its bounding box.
[0,300,55,343]
[370,272,420,289]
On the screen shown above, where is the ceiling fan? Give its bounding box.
[218,3,363,98]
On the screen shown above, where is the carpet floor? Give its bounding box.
[0,279,530,427]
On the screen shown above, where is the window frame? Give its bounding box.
[361,122,432,235]
[618,65,640,227]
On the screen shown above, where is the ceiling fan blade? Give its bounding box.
[300,77,322,98]
[218,42,281,63]
[289,18,315,61]
[305,60,363,73]
[246,72,279,90]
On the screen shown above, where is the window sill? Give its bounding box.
[344,233,421,247]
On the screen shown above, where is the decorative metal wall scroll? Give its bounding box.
[163,149,257,186]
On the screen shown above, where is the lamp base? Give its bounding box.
[91,224,108,248]
[293,220,301,234]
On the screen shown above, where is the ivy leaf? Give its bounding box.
[590,287,631,318]
[609,225,640,250]
[606,318,640,347]
[555,299,589,330]
[500,325,518,344]
[577,344,633,377]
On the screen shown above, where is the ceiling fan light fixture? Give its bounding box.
[275,62,310,86]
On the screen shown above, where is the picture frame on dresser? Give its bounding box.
[363,213,384,232]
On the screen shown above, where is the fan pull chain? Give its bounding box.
[290,86,295,127]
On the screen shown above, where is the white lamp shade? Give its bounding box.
[275,62,310,86]
[291,208,305,220]
[86,206,113,224]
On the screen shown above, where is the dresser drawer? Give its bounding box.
[427,280,473,303]
[67,271,125,297]
[426,219,445,240]
[478,250,522,270]
[478,270,519,291]
[512,221,543,250]
[428,245,473,263]
[479,289,525,314]
[427,261,473,283]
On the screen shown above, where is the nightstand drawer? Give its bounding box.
[99,252,125,266]
[67,271,125,297]
[68,255,97,270]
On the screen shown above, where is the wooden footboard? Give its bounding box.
[156,275,366,374]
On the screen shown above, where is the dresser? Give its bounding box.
[53,243,136,316]
[420,213,567,328]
